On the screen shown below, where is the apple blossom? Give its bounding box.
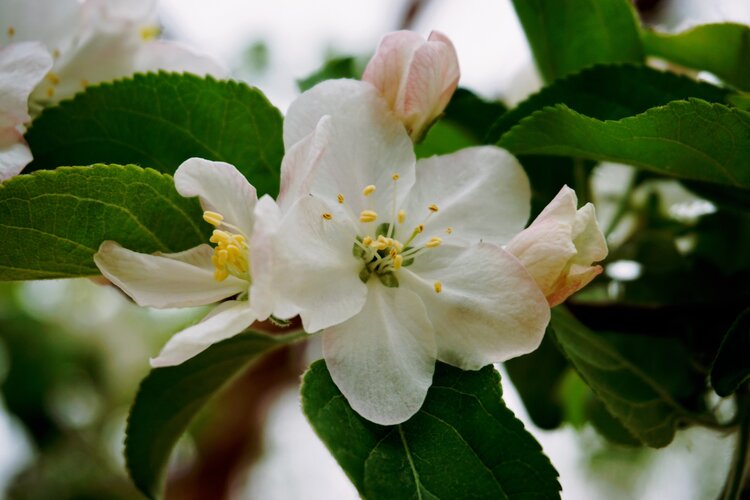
[274,83,550,425]
[506,186,608,307]
[0,42,51,180]
[94,158,281,367]
[361,30,460,142]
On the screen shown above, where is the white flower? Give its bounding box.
[275,82,550,425]
[506,186,608,307]
[0,42,51,180]
[94,158,280,366]
[362,30,460,141]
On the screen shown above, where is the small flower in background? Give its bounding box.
[0,42,51,180]
[362,30,460,142]
[0,0,224,179]
[94,158,281,367]
[274,84,550,425]
[506,186,608,307]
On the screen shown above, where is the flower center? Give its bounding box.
[203,211,250,282]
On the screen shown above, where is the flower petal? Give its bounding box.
[174,158,257,238]
[401,146,530,246]
[362,31,425,108]
[0,42,52,128]
[249,194,282,320]
[94,241,245,308]
[0,131,33,181]
[323,282,436,425]
[151,300,256,367]
[402,243,550,370]
[274,196,367,332]
[283,79,375,149]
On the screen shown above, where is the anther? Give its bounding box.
[393,255,403,269]
[53,49,61,59]
[337,193,344,204]
[7,26,15,37]
[434,281,442,293]
[140,25,160,40]
[446,227,453,234]
[322,212,333,220]
[203,210,224,227]
[210,230,231,244]
[428,203,439,213]
[426,237,442,248]
[46,87,55,98]
[416,224,424,233]
[398,210,405,224]
[214,268,229,282]
[392,173,400,181]
[360,210,378,223]
[362,185,376,196]
[362,236,373,246]
[47,72,60,85]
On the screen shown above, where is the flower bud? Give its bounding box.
[362,30,459,142]
[506,186,608,307]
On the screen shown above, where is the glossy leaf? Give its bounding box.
[642,23,750,90]
[25,72,284,196]
[551,308,707,448]
[0,164,206,280]
[499,99,750,188]
[125,330,306,499]
[487,64,729,143]
[711,308,750,397]
[511,0,643,82]
[302,360,561,499]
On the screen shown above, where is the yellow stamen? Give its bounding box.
[203,210,224,227]
[446,227,453,234]
[234,234,247,246]
[416,224,424,233]
[428,203,439,213]
[46,87,55,98]
[210,229,231,245]
[7,26,15,37]
[214,268,229,282]
[322,212,333,220]
[362,236,373,246]
[337,193,344,204]
[360,210,378,223]
[216,249,228,265]
[434,281,442,293]
[80,79,89,88]
[47,72,60,85]
[393,254,403,269]
[53,49,61,59]
[363,185,376,196]
[426,237,442,248]
[392,173,400,181]
[398,210,405,224]
[140,25,160,41]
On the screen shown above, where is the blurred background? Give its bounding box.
[2,0,750,498]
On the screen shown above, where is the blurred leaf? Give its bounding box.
[505,332,568,429]
[125,329,305,500]
[297,56,359,92]
[26,72,284,196]
[711,308,750,397]
[642,23,750,90]
[586,396,641,447]
[499,99,750,188]
[551,308,708,447]
[559,369,590,428]
[242,40,270,74]
[414,121,475,158]
[693,211,750,275]
[510,0,643,82]
[0,165,206,280]
[442,88,507,141]
[301,360,561,500]
[487,64,729,143]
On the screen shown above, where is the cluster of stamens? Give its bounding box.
[203,211,250,282]
[322,174,449,293]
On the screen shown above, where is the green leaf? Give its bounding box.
[443,88,507,142]
[499,99,750,188]
[297,56,361,92]
[711,308,750,397]
[0,164,207,281]
[414,121,475,158]
[511,0,643,82]
[551,308,707,448]
[301,360,561,500]
[125,329,306,499]
[642,23,750,90]
[487,64,730,143]
[25,72,284,196]
[505,332,568,429]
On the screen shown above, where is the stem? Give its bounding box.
[573,158,591,206]
[722,389,750,500]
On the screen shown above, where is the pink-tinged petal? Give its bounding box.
[362,30,425,108]
[0,131,33,181]
[94,241,245,308]
[401,146,530,246]
[402,243,550,370]
[274,196,367,332]
[174,158,257,238]
[323,282,436,425]
[506,186,608,306]
[151,300,256,367]
[0,42,52,128]
[283,79,375,149]
[249,194,282,320]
